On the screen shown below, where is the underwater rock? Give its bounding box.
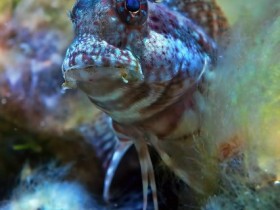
[205,184,280,210]
[0,0,98,134]
[0,0,102,205]
[201,153,277,210]
[203,0,280,180]
[199,0,280,209]
[0,164,101,210]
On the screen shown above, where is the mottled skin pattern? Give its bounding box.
[164,0,228,41]
[62,0,228,209]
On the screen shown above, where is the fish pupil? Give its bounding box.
[125,0,140,12]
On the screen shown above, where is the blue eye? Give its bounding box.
[116,0,148,26]
[125,0,140,12]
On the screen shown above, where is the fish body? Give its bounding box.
[62,0,228,209]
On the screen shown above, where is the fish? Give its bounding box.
[62,0,228,209]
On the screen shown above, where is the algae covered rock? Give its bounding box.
[0,0,103,203]
[201,0,280,209]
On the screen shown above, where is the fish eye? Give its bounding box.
[116,0,148,26]
[125,0,140,12]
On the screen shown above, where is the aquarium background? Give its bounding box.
[0,0,280,210]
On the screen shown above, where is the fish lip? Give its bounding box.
[62,62,144,89]
[62,35,144,87]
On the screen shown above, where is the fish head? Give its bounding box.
[62,0,216,123]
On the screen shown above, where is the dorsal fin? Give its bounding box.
[164,0,229,42]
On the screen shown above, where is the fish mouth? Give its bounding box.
[62,65,144,99]
[62,35,144,90]
[62,65,143,89]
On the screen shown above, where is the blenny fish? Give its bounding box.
[62,0,228,209]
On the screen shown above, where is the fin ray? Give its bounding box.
[103,140,133,201]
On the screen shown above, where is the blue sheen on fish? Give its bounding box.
[62,0,228,209]
[126,0,140,12]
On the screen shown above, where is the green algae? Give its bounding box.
[201,2,280,209]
